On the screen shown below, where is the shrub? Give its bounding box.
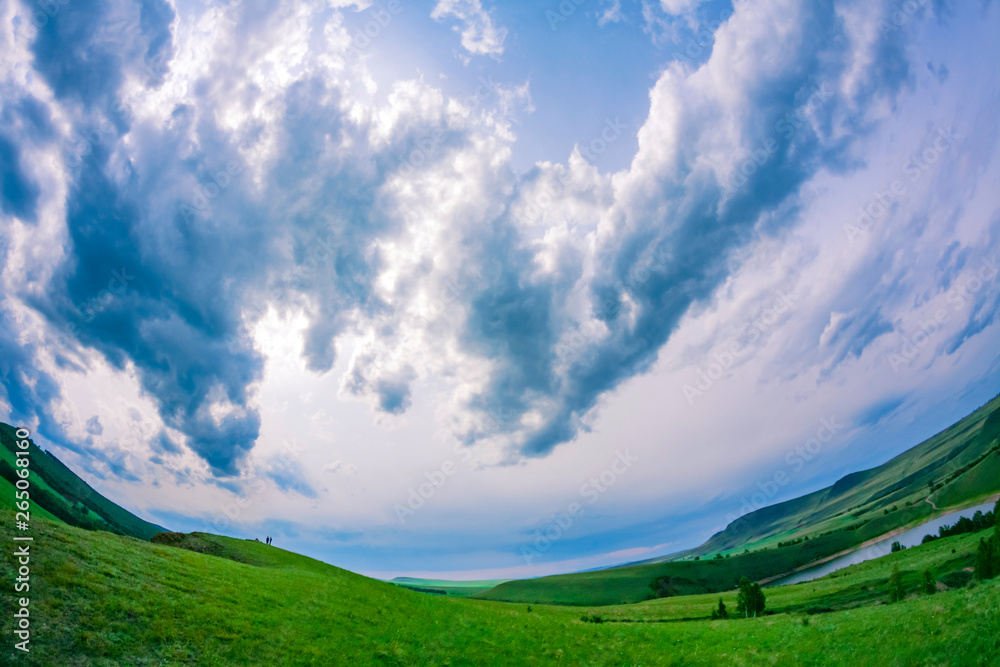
[889,565,905,603]
[921,570,936,595]
[974,538,997,580]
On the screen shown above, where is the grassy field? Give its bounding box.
[565,529,987,622]
[1,404,998,663]
[479,395,1000,605]
[1,513,998,666]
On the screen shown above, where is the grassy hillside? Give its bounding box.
[1,513,998,666]
[475,522,900,606]
[573,528,990,622]
[0,423,165,541]
[702,393,1000,554]
[479,394,1000,605]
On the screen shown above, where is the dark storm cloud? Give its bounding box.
[3,0,973,479]
[7,0,452,473]
[456,1,920,457]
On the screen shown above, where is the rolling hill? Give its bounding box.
[477,393,1000,605]
[390,577,511,598]
[0,423,165,541]
[1,511,997,665]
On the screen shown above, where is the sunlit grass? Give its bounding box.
[1,515,997,666]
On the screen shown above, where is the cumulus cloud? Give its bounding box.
[598,0,625,26]
[431,0,507,58]
[658,0,706,16]
[1,0,996,499]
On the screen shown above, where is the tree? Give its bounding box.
[921,570,936,595]
[889,565,905,603]
[975,538,997,580]
[736,577,766,618]
[890,541,905,553]
[710,598,728,620]
[995,499,1000,573]
[995,498,1000,541]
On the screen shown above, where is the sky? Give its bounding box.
[1,0,1000,580]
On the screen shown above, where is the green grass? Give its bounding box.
[569,530,986,622]
[699,394,1000,556]
[479,395,1000,605]
[1,514,998,666]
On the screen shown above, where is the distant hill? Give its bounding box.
[479,393,1000,605]
[693,392,1000,556]
[390,576,512,598]
[3,513,997,664]
[0,422,165,540]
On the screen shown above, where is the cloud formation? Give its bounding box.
[431,0,507,57]
[1,0,999,578]
[0,0,976,470]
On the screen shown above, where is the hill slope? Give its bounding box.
[0,423,165,540]
[479,394,1000,605]
[1,514,997,665]
[698,393,1000,554]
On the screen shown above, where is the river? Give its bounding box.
[767,501,995,587]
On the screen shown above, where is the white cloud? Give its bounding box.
[598,0,624,26]
[431,0,507,58]
[3,0,1000,576]
[322,460,358,474]
[659,0,705,16]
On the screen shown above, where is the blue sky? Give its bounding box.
[2,0,1000,580]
